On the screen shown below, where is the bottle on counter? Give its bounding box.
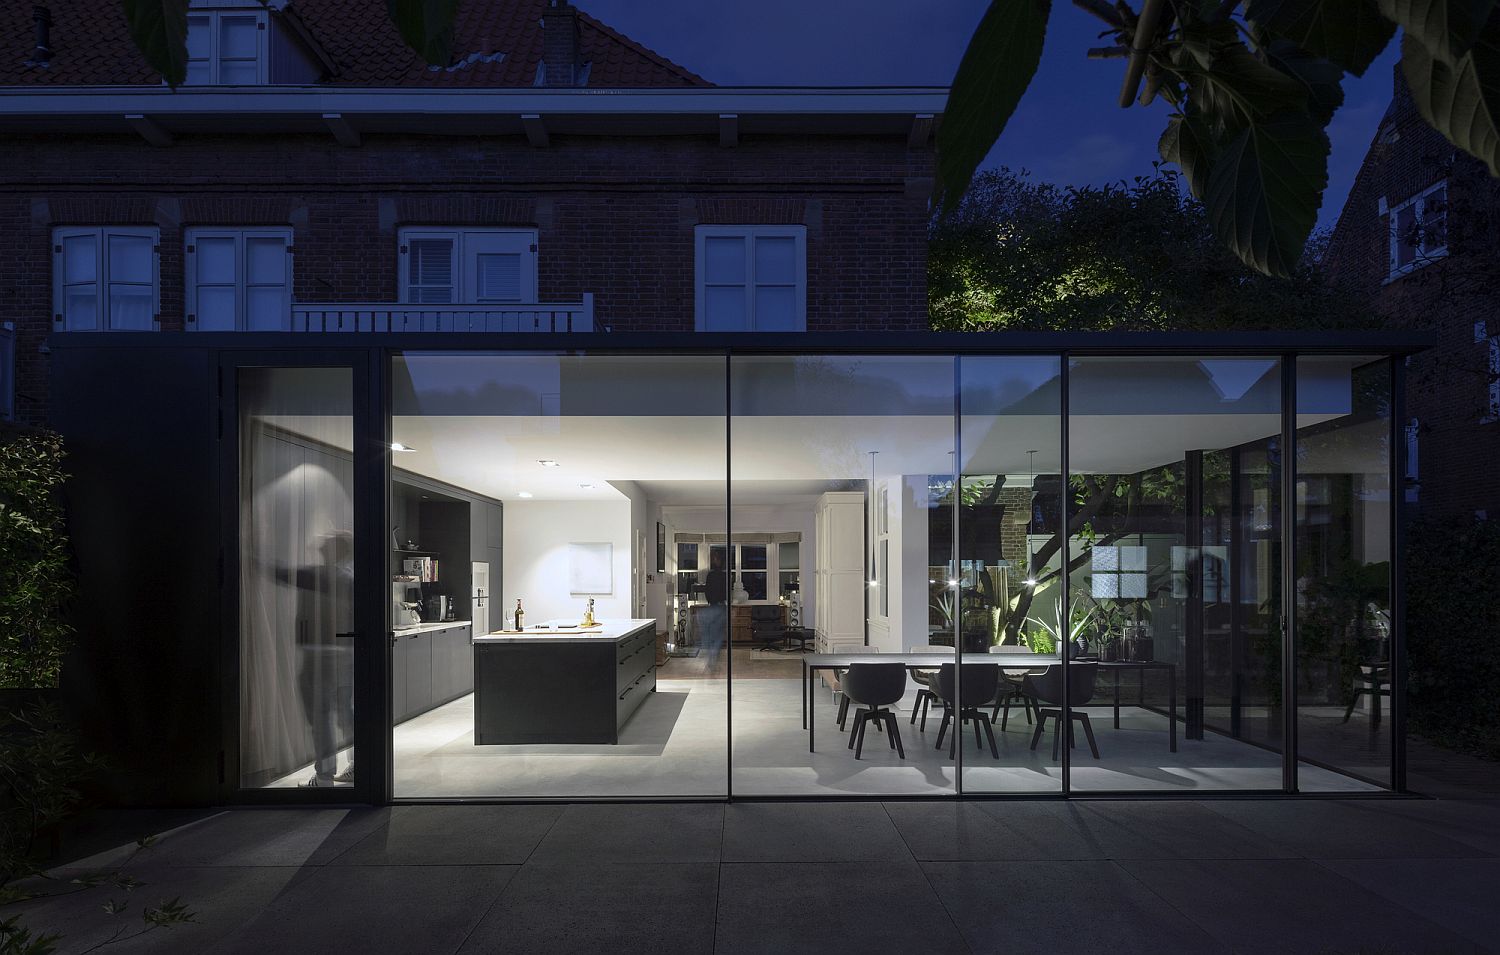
[513,598,525,631]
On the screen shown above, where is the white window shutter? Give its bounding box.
[405,237,456,304]
[476,253,522,302]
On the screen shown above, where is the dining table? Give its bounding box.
[800,652,1178,753]
[800,651,1059,753]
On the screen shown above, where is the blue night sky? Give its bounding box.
[584,0,1400,231]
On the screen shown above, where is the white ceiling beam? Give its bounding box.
[908,113,934,148]
[123,113,172,147]
[521,113,549,147]
[321,112,361,147]
[719,113,738,147]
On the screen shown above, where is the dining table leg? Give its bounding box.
[1168,665,1177,753]
[809,666,816,753]
[802,659,808,729]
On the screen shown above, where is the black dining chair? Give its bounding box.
[1023,663,1101,759]
[842,663,908,759]
[933,663,1002,759]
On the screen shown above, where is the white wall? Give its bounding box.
[501,499,634,624]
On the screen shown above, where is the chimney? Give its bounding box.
[541,0,581,87]
[30,5,52,66]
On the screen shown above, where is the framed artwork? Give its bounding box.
[569,542,613,594]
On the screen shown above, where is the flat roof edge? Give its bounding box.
[43,330,1434,356]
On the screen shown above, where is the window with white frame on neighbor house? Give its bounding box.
[185,228,292,331]
[1387,181,1447,281]
[185,9,266,85]
[694,226,807,331]
[398,229,537,304]
[52,227,159,331]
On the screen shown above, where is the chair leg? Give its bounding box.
[853,713,870,759]
[886,713,906,759]
[1078,713,1100,759]
[837,694,850,731]
[1342,688,1361,724]
[884,709,897,749]
[935,710,952,750]
[910,690,923,725]
[919,693,932,732]
[1024,696,1035,725]
[1000,697,1011,733]
[979,713,998,759]
[847,711,863,750]
[1030,714,1047,751]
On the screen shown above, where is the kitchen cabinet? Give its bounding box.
[815,491,865,655]
[391,622,473,724]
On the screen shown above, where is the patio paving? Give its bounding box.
[12,793,1500,954]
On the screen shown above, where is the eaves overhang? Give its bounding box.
[0,85,948,141]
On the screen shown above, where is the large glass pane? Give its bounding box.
[389,353,727,798]
[956,355,1064,793]
[1066,357,1285,792]
[1295,356,1393,791]
[108,234,152,283]
[239,367,356,789]
[107,285,154,330]
[704,236,745,283]
[729,355,957,796]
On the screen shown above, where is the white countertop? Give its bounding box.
[474,618,657,644]
[393,619,471,636]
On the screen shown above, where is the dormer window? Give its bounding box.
[186,10,267,85]
[1386,181,1448,282]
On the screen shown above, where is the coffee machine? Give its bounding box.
[425,595,452,622]
[392,579,423,629]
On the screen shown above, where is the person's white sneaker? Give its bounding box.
[333,764,355,783]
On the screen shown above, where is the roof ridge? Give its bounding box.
[575,8,711,87]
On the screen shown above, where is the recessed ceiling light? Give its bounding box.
[390,442,418,453]
[517,491,533,499]
[537,459,560,467]
[578,483,596,489]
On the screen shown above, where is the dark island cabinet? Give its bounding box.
[473,621,657,745]
[392,623,473,724]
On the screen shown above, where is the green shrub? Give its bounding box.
[1406,518,1500,759]
[0,431,75,689]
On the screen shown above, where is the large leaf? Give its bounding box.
[1379,0,1498,63]
[1245,0,1396,76]
[1176,22,1308,123]
[1265,39,1346,123]
[1203,111,1330,276]
[1158,109,1219,200]
[386,0,462,67]
[937,0,1052,209]
[122,0,190,87]
[1402,21,1500,175]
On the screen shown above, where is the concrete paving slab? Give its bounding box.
[528,802,724,863]
[212,863,516,955]
[715,860,969,955]
[1122,858,1482,954]
[1199,799,1495,859]
[722,802,913,862]
[63,808,376,869]
[10,865,300,955]
[922,860,1225,955]
[459,862,718,954]
[1320,858,1500,953]
[330,804,562,866]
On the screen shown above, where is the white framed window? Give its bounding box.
[185,227,293,331]
[397,229,537,304]
[185,9,267,85]
[694,225,807,331]
[1386,181,1447,281]
[51,227,160,331]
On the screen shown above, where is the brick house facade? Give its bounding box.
[1324,67,1500,522]
[0,0,938,426]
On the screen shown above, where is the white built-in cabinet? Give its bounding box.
[813,491,865,654]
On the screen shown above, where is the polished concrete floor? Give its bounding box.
[19,796,1500,953]
[386,650,1376,798]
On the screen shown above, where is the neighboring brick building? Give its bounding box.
[0,0,939,426]
[1324,67,1500,522]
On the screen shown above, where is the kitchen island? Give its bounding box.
[472,618,657,745]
